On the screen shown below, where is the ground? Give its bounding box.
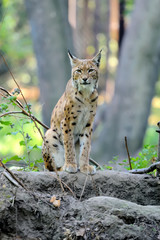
[0,170,160,240]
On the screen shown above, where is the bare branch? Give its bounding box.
[89,158,102,170]
[124,136,132,170]
[129,161,160,174]
[0,53,30,113]
[0,87,49,130]
[3,171,20,187]
[0,159,28,190]
[0,87,24,109]
[0,111,23,118]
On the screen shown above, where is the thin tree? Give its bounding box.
[93,0,160,163]
[25,0,73,126]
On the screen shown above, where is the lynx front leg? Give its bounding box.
[79,124,96,175]
[61,121,78,173]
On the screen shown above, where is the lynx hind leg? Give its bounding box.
[42,129,64,171]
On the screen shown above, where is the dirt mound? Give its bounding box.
[0,170,160,239]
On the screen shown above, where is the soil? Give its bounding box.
[0,170,160,240]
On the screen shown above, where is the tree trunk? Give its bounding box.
[25,0,73,126]
[93,0,160,163]
[118,0,125,54]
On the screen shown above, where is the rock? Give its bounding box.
[0,170,160,239]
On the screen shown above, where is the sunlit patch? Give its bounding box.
[108,56,118,68]
[152,97,160,109]
[86,46,95,55]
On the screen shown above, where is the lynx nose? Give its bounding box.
[83,78,88,82]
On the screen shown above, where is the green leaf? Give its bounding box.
[19,140,25,146]
[6,131,19,136]
[0,120,12,125]
[3,155,21,163]
[8,95,17,101]
[28,145,42,151]
[106,166,113,170]
[28,146,33,150]
[0,103,8,112]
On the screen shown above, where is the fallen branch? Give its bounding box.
[89,158,102,170]
[0,159,28,190]
[3,171,20,187]
[129,161,160,174]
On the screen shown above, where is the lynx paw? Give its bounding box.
[63,163,78,173]
[80,165,96,175]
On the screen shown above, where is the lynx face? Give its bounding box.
[68,51,101,93]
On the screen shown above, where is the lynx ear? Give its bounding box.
[68,50,79,67]
[92,49,102,67]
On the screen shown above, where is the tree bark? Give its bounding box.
[25,0,73,126]
[93,0,160,163]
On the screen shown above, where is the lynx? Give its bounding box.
[42,50,101,175]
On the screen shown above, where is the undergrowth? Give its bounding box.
[103,144,158,172]
[0,90,43,171]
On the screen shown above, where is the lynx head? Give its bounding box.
[68,50,102,93]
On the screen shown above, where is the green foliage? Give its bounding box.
[102,156,119,170]
[0,94,43,171]
[0,0,32,63]
[121,145,157,170]
[143,125,158,146]
[103,145,157,173]
[125,0,135,16]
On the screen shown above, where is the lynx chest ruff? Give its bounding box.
[74,100,94,135]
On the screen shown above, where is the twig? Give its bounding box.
[0,87,49,129]
[80,174,88,201]
[3,171,20,187]
[0,53,30,113]
[0,87,24,108]
[48,173,75,198]
[124,136,132,170]
[129,161,160,174]
[0,159,28,190]
[0,111,23,118]
[89,158,102,170]
[61,181,76,198]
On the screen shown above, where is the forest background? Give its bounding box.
[0,0,160,171]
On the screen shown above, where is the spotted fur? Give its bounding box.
[42,50,101,175]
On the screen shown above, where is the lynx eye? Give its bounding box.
[88,68,94,73]
[76,69,82,74]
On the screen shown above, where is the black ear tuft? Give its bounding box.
[92,49,102,67]
[68,50,78,67]
[68,50,74,59]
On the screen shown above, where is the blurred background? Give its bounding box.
[0,0,160,168]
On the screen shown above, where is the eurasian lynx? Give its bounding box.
[42,50,101,175]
